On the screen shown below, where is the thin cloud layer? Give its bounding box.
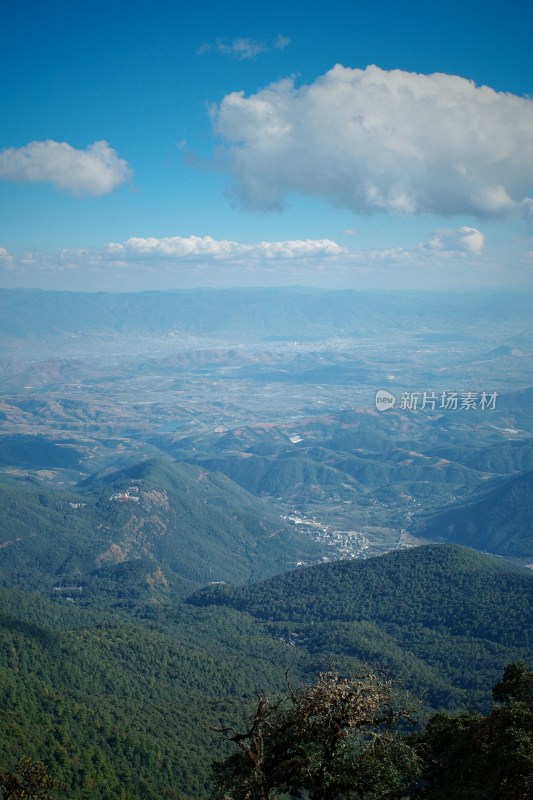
[212,65,533,218]
[0,140,132,195]
[198,35,290,61]
[0,247,14,268]
[102,235,346,261]
[0,229,486,275]
[428,227,485,254]
[2,227,522,291]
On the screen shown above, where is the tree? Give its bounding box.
[0,758,58,800]
[416,662,533,800]
[211,670,421,799]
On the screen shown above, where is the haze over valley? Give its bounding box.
[1,287,532,572]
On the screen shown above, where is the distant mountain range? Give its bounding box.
[164,408,533,557]
[189,441,483,504]
[1,286,532,342]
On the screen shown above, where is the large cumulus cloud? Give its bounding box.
[212,65,533,218]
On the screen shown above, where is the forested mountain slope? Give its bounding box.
[0,589,309,799]
[0,544,531,798]
[0,458,323,601]
[412,470,533,556]
[188,544,533,709]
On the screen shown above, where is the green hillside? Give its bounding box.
[0,545,531,798]
[195,451,362,500]
[422,438,533,475]
[188,544,533,710]
[0,435,81,469]
[412,470,533,557]
[0,589,309,799]
[190,438,484,507]
[0,458,324,601]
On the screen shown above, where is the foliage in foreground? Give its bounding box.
[0,758,57,800]
[415,661,533,800]
[1,545,531,799]
[212,670,421,800]
[213,663,533,800]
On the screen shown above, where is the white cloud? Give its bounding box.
[212,65,533,218]
[0,247,14,268]
[1,236,347,281]
[273,35,291,51]
[217,38,266,60]
[427,227,485,254]
[101,235,346,261]
[0,140,132,195]
[2,232,529,291]
[198,35,290,60]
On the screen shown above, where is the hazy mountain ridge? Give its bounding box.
[190,443,487,504]
[0,434,81,469]
[2,287,532,343]
[2,401,532,559]
[163,405,533,557]
[412,469,533,556]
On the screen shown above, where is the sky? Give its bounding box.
[1,0,532,292]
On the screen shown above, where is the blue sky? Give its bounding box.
[1,0,532,290]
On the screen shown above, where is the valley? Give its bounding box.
[1,288,532,566]
[0,287,532,798]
